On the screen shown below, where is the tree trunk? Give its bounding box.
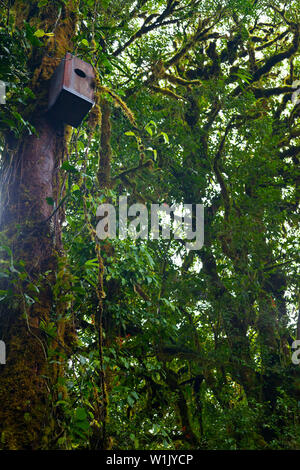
[0,1,77,450]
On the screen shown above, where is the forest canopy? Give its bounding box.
[0,0,299,450]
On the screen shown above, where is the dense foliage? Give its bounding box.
[0,0,299,450]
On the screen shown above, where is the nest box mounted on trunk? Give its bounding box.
[48,53,95,128]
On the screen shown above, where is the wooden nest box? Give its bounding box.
[48,53,95,128]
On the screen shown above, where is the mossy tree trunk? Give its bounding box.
[0,1,77,450]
